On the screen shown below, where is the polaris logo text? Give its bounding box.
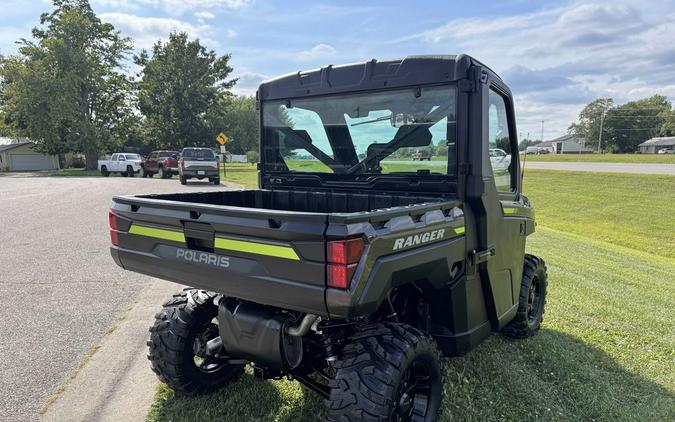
[176,249,230,268]
[393,229,446,251]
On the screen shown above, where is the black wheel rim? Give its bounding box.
[393,359,433,421]
[192,320,227,374]
[526,276,543,325]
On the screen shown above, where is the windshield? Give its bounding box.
[124,154,141,160]
[261,85,456,175]
[159,151,178,158]
[182,149,215,160]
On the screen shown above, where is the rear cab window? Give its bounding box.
[182,148,216,160]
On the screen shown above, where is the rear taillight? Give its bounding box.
[216,159,220,170]
[109,210,119,246]
[327,237,364,289]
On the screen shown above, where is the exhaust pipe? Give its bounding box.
[286,314,318,337]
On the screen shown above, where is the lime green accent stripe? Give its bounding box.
[214,237,300,261]
[503,207,518,214]
[128,224,186,243]
[454,226,465,235]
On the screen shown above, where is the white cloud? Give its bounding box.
[100,13,215,49]
[195,11,216,20]
[402,2,675,140]
[232,71,268,95]
[298,43,336,61]
[226,29,237,38]
[94,0,252,16]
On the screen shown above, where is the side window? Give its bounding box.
[488,89,514,192]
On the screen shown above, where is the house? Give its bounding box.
[537,134,593,154]
[637,136,675,154]
[0,139,60,171]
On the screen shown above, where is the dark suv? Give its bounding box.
[142,150,180,179]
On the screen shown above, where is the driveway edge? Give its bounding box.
[40,280,182,422]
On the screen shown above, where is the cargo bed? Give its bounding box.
[110,189,464,317]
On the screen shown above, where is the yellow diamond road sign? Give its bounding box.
[216,132,229,145]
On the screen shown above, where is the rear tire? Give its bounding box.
[180,175,187,185]
[212,178,220,185]
[142,167,148,178]
[100,166,109,177]
[326,323,442,422]
[502,254,548,339]
[147,289,244,396]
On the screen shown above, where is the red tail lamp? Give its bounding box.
[327,237,364,289]
[109,210,119,246]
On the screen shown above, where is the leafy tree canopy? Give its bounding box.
[0,0,133,168]
[135,32,236,150]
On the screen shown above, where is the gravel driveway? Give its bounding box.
[0,176,236,422]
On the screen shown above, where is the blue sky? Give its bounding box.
[2,0,674,140]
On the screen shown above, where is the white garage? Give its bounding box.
[0,141,60,171]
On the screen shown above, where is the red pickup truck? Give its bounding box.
[141,150,180,179]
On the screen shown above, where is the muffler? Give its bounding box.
[217,300,305,369]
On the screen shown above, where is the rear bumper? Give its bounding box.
[111,246,328,316]
[181,168,219,177]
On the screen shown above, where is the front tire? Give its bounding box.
[127,166,134,177]
[326,323,442,422]
[147,289,244,396]
[159,166,166,179]
[180,175,187,185]
[502,254,548,339]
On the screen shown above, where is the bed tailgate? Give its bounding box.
[109,195,329,315]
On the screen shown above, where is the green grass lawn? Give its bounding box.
[150,169,675,422]
[524,153,675,163]
[52,168,103,177]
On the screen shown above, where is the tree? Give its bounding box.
[659,109,675,137]
[568,98,614,151]
[207,95,258,154]
[0,0,133,169]
[135,32,235,150]
[604,95,670,153]
[246,150,259,165]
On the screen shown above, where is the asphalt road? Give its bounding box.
[385,160,675,175]
[0,176,235,422]
[523,161,675,174]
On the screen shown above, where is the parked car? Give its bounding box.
[98,153,143,177]
[179,147,220,185]
[411,150,433,161]
[489,148,511,169]
[657,148,674,154]
[142,150,180,178]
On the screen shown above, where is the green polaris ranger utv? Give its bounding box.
[109,54,548,421]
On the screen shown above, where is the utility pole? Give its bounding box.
[598,100,607,154]
[540,120,545,143]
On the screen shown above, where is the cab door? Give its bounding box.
[484,87,526,327]
[464,69,523,330]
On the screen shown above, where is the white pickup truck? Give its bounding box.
[98,153,143,177]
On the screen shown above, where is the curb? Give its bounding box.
[40,280,182,422]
